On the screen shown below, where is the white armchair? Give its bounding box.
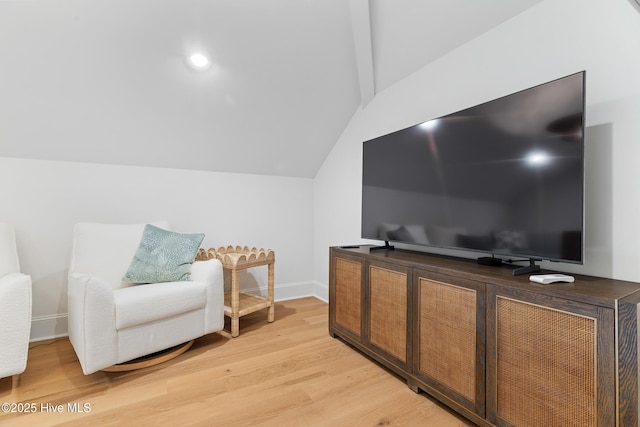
[0,223,32,383]
[67,222,224,375]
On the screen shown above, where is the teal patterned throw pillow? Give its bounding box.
[122,224,205,283]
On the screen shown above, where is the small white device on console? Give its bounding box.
[529,274,575,284]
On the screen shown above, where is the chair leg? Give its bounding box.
[11,374,20,398]
[12,374,20,389]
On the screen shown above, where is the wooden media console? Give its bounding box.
[329,245,640,427]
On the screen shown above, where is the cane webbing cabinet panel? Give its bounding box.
[495,297,596,426]
[329,246,640,427]
[415,273,483,414]
[368,264,408,364]
[333,257,363,337]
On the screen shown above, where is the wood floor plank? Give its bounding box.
[0,297,471,426]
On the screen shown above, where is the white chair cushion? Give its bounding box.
[113,281,206,330]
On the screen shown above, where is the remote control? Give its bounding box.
[529,274,575,284]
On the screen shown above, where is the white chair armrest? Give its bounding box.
[67,272,118,374]
[0,273,32,378]
[190,259,224,334]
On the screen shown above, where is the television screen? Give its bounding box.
[362,71,585,264]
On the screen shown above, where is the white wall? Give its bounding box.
[0,157,314,341]
[313,0,640,296]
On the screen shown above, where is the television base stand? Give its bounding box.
[370,241,395,251]
[512,258,541,276]
[478,256,503,266]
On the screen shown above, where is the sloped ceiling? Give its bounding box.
[369,0,544,94]
[0,0,541,178]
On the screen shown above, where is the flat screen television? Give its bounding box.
[361,71,585,274]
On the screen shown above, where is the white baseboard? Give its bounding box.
[243,280,329,303]
[30,313,68,342]
[29,280,329,342]
[312,280,328,303]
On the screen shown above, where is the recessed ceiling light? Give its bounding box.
[187,53,212,71]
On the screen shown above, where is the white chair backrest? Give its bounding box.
[69,221,170,289]
[0,222,20,277]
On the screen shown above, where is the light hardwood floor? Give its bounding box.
[0,297,472,426]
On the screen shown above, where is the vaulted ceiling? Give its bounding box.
[0,0,542,178]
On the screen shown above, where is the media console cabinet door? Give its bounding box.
[366,261,410,367]
[486,286,616,427]
[413,270,485,416]
[330,253,364,340]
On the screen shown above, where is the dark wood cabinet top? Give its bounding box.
[331,245,640,309]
